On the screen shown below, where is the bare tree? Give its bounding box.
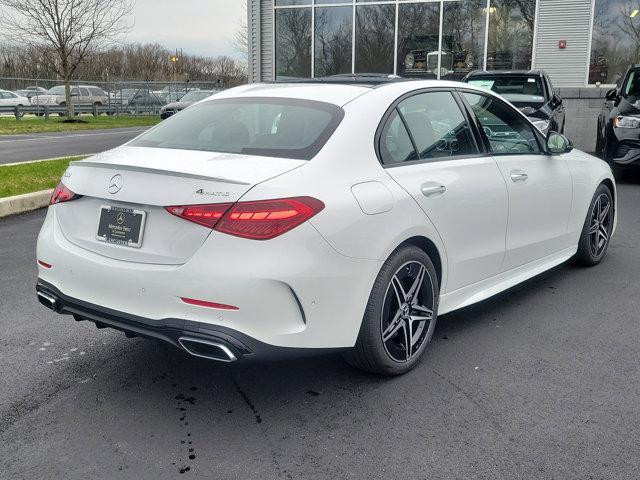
[0,0,133,117]
[232,0,248,59]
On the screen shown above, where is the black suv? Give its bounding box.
[462,70,565,136]
[596,64,640,168]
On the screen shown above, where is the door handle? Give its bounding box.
[421,182,447,197]
[510,170,528,182]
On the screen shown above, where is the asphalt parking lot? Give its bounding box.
[0,127,149,164]
[1,175,639,480]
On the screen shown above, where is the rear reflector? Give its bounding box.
[165,203,233,228]
[37,260,52,269]
[166,197,324,240]
[50,181,81,205]
[180,297,239,311]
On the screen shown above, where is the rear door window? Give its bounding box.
[398,92,477,161]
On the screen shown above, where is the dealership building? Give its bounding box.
[247,0,639,150]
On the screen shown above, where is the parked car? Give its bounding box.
[32,85,109,114]
[462,70,565,135]
[596,64,640,169]
[14,89,45,102]
[160,90,218,119]
[36,79,615,376]
[0,89,30,107]
[126,88,165,111]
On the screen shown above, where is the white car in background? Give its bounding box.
[0,89,30,107]
[36,78,616,376]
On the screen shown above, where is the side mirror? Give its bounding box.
[546,131,573,155]
[605,89,618,101]
[552,94,563,107]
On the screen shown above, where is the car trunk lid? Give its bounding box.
[55,146,306,265]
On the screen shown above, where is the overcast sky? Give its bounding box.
[126,0,245,60]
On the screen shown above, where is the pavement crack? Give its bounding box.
[229,370,262,424]
[432,369,505,434]
[227,368,293,480]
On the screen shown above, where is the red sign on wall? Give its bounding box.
[558,40,567,49]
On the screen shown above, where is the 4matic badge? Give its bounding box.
[195,188,230,197]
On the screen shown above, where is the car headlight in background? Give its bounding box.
[531,119,551,133]
[614,116,640,129]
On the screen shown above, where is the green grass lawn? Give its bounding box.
[0,115,160,135]
[0,157,86,198]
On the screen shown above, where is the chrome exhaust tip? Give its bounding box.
[178,337,237,363]
[37,291,58,312]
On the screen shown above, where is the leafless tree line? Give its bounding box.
[0,42,247,84]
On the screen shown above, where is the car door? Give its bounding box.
[381,89,508,292]
[79,88,91,105]
[460,91,573,272]
[0,92,8,105]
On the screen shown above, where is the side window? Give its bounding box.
[462,92,541,155]
[398,91,477,161]
[80,88,90,96]
[379,110,418,165]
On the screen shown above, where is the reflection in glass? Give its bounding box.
[275,9,312,79]
[441,0,487,80]
[487,0,536,71]
[590,0,640,84]
[315,7,353,77]
[397,3,441,78]
[355,4,396,74]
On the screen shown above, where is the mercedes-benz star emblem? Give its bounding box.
[116,212,126,225]
[108,174,123,194]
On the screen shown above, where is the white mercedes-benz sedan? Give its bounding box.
[36,78,616,375]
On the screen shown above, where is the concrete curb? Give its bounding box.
[0,189,52,218]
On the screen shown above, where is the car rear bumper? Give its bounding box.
[36,279,347,362]
[36,206,382,351]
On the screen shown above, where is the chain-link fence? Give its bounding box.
[0,76,233,117]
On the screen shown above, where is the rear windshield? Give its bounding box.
[130,97,344,160]
[467,76,545,103]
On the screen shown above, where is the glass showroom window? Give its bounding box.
[355,4,396,74]
[315,6,353,77]
[590,0,640,84]
[486,0,536,71]
[397,2,441,78]
[275,8,312,79]
[441,0,487,80]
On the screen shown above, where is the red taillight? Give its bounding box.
[166,197,324,240]
[180,297,239,311]
[37,260,52,269]
[50,181,81,205]
[216,197,324,240]
[165,203,234,228]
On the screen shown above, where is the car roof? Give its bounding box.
[208,79,497,107]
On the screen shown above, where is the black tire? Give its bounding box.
[343,245,439,376]
[575,184,614,267]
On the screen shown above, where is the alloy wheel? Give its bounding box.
[588,193,612,258]
[380,261,435,363]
